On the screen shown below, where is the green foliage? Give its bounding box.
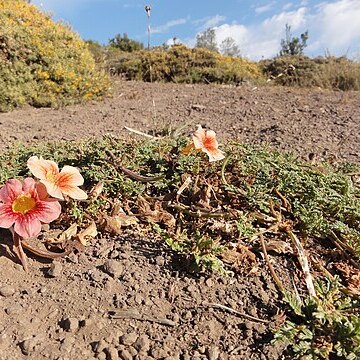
[280,24,309,56]
[0,0,110,112]
[111,44,264,84]
[261,55,360,90]
[229,144,360,256]
[274,277,360,359]
[220,37,241,57]
[108,33,144,52]
[195,27,219,53]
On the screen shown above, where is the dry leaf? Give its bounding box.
[257,240,293,255]
[58,223,78,242]
[77,221,98,246]
[102,213,138,235]
[90,181,104,199]
[137,196,176,228]
[221,244,256,272]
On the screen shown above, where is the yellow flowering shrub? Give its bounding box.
[112,45,265,84]
[0,0,110,112]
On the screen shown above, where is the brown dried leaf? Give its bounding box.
[77,221,98,246]
[58,223,78,242]
[221,244,256,272]
[90,181,104,199]
[137,196,176,228]
[259,240,293,255]
[335,263,360,296]
[102,213,139,235]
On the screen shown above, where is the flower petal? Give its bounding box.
[41,180,64,200]
[0,204,16,228]
[59,166,84,186]
[35,182,50,200]
[0,179,23,203]
[14,214,42,238]
[27,156,59,180]
[204,148,226,162]
[22,177,36,194]
[192,125,207,150]
[34,199,62,223]
[62,186,88,200]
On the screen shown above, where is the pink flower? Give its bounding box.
[0,178,61,239]
[192,125,225,162]
[27,156,87,200]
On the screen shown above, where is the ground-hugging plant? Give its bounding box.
[0,129,358,358]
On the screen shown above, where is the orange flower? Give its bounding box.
[27,156,87,200]
[192,125,225,162]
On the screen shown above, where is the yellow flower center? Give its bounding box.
[12,194,36,214]
[46,170,57,183]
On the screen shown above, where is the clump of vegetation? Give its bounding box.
[110,44,264,84]
[0,0,110,112]
[261,55,360,90]
[275,277,360,359]
[0,134,359,357]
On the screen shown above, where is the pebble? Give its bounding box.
[155,255,165,266]
[119,350,132,360]
[105,346,119,360]
[134,334,150,353]
[206,345,220,360]
[102,259,123,278]
[62,317,79,332]
[0,285,15,297]
[47,262,63,277]
[119,332,137,346]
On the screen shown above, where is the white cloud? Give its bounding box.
[193,15,226,31]
[311,0,360,56]
[152,18,188,34]
[255,2,275,14]
[212,7,307,60]
[191,1,360,60]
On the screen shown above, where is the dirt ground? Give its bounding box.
[0,80,359,360]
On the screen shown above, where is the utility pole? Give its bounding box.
[145,5,151,50]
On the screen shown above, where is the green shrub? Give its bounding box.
[261,55,360,90]
[0,0,110,112]
[110,45,265,84]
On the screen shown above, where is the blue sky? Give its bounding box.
[32,0,360,60]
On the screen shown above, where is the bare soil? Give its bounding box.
[0,80,359,360]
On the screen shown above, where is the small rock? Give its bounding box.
[155,256,165,266]
[47,262,63,277]
[0,285,15,297]
[119,332,137,346]
[19,338,38,355]
[105,346,119,360]
[134,334,150,353]
[206,345,220,360]
[119,350,132,360]
[62,317,79,332]
[102,260,123,278]
[60,337,75,353]
[5,304,22,315]
[205,278,214,287]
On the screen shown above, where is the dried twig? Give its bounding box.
[202,302,269,323]
[287,230,316,297]
[22,240,71,259]
[109,309,177,326]
[124,126,162,140]
[260,234,285,293]
[176,175,192,201]
[106,149,164,182]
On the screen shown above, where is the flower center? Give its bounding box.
[12,194,36,214]
[46,170,57,183]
